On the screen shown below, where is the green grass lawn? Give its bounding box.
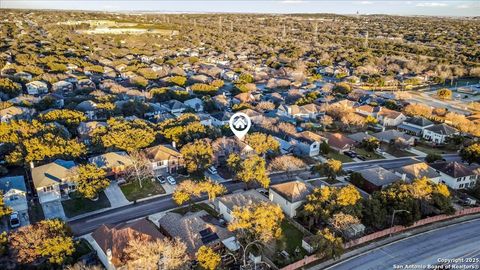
[354,147,385,160]
[414,145,457,156]
[62,191,111,218]
[171,202,220,217]
[274,219,308,267]
[382,144,416,157]
[325,150,353,163]
[28,200,45,223]
[120,179,166,201]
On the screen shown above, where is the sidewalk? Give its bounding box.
[305,213,480,270]
[408,147,428,157]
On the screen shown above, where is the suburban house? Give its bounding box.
[354,166,402,193]
[90,219,164,270]
[291,131,327,157]
[273,136,293,154]
[26,80,48,95]
[0,106,35,123]
[76,100,99,120]
[214,190,270,222]
[422,124,459,144]
[0,175,28,213]
[376,108,406,127]
[324,132,355,153]
[157,210,235,256]
[269,180,313,218]
[162,100,187,115]
[348,132,375,144]
[77,78,96,91]
[31,159,76,204]
[89,152,133,178]
[355,105,378,117]
[143,144,184,175]
[232,92,255,104]
[372,130,415,146]
[52,80,74,93]
[397,116,434,136]
[210,111,233,127]
[183,97,204,112]
[393,162,441,183]
[212,136,254,165]
[429,161,479,189]
[277,103,323,120]
[77,121,107,144]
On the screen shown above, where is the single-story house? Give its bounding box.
[324,132,355,153]
[269,180,313,218]
[393,162,441,183]
[372,130,415,146]
[0,176,28,212]
[183,97,204,112]
[77,121,107,144]
[214,190,270,222]
[26,80,48,95]
[397,116,434,136]
[354,166,402,193]
[31,159,76,204]
[157,210,235,256]
[90,219,164,270]
[89,152,133,178]
[0,106,35,123]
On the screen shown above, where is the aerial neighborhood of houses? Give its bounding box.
[0,9,479,270]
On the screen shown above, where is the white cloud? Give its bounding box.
[360,1,374,4]
[456,4,470,9]
[415,2,449,7]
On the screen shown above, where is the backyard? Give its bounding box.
[120,179,166,201]
[273,219,308,267]
[171,202,219,217]
[61,191,111,218]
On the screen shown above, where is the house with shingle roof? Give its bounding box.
[90,219,164,270]
[31,159,76,203]
[0,106,35,123]
[377,108,406,127]
[89,152,133,178]
[157,210,234,256]
[291,131,327,157]
[398,116,434,136]
[214,190,270,222]
[429,161,478,189]
[324,132,355,153]
[355,166,402,193]
[372,130,415,146]
[393,162,441,183]
[422,124,458,144]
[143,144,184,175]
[269,180,313,217]
[77,121,107,144]
[0,175,28,212]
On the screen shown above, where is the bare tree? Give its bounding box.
[125,150,154,188]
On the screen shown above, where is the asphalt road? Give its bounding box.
[68,154,462,236]
[326,218,480,270]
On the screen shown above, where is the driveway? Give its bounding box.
[204,171,227,183]
[161,183,175,194]
[42,200,66,220]
[104,182,130,207]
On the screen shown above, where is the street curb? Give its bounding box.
[305,213,480,270]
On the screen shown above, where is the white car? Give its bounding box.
[10,212,20,228]
[207,166,218,174]
[166,176,176,185]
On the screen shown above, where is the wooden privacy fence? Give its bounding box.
[280,206,480,270]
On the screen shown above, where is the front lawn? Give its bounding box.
[274,219,308,267]
[120,179,166,201]
[354,147,385,160]
[382,143,416,157]
[62,191,111,218]
[325,150,353,163]
[414,145,457,156]
[28,200,45,223]
[171,202,219,217]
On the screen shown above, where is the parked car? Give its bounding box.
[166,175,177,185]
[207,166,218,174]
[10,212,20,228]
[155,175,166,184]
[344,150,357,158]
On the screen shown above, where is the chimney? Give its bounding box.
[401,173,406,181]
[172,141,176,149]
[29,161,34,169]
[106,249,112,262]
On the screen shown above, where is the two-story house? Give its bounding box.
[214,190,270,222]
[291,131,327,157]
[269,180,313,218]
[89,152,133,179]
[143,144,184,175]
[429,161,478,189]
[397,116,434,136]
[31,159,76,204]
[0,175,28,213]
[422,124,459,144]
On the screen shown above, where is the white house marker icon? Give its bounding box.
[229,112,251,139]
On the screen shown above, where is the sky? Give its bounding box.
[1,0,479,16]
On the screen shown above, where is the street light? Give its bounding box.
[390,209,410,237]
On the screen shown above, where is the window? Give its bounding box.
[459,184,464,188]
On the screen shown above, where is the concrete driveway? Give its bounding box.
[204,171,227,183]
[42,200,66,220]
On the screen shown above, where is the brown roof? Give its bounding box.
[144,144,182,161]
[270,180,313,203]
[356,105,375,113]
[324,132,355,150]
[91,219,164,267]
[429,161,474,178]
[378,108,403,119]
[296,131,326,144]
